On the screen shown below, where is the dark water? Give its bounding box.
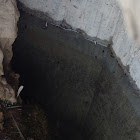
[12,10,140,140]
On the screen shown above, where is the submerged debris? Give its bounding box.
[11,114,25,140]
[0,103,50,140]
[17,85,24,97]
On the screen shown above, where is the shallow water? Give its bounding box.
[12,10,140,140]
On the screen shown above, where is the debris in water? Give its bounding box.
[45,22,48,28]
[11,114,25,140]
[17,86,24,97]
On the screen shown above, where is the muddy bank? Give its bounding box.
[12,10,140,140]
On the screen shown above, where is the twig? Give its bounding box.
[11,114,25,140]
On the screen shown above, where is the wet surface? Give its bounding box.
[11,10,140,140]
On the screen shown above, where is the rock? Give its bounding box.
[0,0,19,104]
[118,0,140,44]
[0,0,20,73]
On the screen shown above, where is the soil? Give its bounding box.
[0,102,58,140]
